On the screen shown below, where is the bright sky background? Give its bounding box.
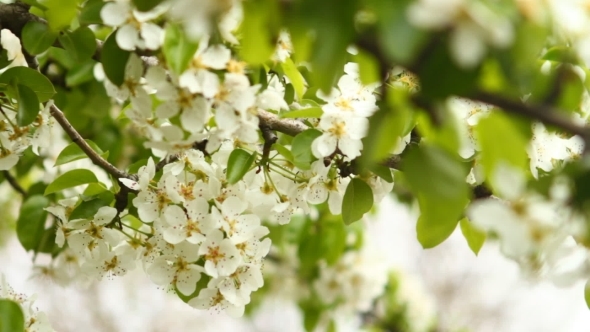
[2,196,590,332]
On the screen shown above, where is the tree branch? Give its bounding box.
[473,91,590,140]
[2,170,26,196]
[257,109,308,136]
[48,104,130,180]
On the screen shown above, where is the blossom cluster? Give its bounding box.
[0,29,53,170]
[0,274,55,332]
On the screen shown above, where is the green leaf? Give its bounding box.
[273,143,294,163]
[79,0,105,25]
[239,0,279,65]
[162,24,199,76]
[54,139,106,166]
[459,218,486,255]
[0,67,56,102]
[585,280,590,309]
[475,111,531,181]
[66,59,97,86]
[16,195,49,252]
[69,198,109,220]
[101,32,130,86]
[58,27,97,62]
[0,299,25,332]
[352,50,380,85]
[44,169,99,195]
[226,149,257,184]
[45,0,79,31]
[281,58,306,101]
[342,178,374,225]
[369,164,394,183]
[21,21,58,55]
[15,84,40,127]
[133,0,164,11]
[280,107,322,118]
[291,129,322,170]
[403,145,470,248]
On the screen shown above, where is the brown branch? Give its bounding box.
[257,109,309,136]
[473,91,590,140]
[48,104,130,179]
[2,170,26,195]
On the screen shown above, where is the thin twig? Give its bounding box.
[257,109,308,136]
[2,170,26,195]
[48,104,130,179]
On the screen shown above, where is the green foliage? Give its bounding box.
[280,58,306,100]
[21,21,58,55]
[476,111,531,182]
[342,178,374,225]
[0,300,24,332]
[16,195,49,252]
[240,0,280,65]
[44,169,99,195]
[404,145,470,248]
[55,140,108,166]
[280,107,322,118]
[101,32,130,86]
[58,27,97,62]
[45,0,80,31]
[291,129,322,170]
[0,67,56,102]
[162,24,199,76]
[132,0,164,12]
[15,83,40,127]
[226,149,257,184]
[459,218,486,255]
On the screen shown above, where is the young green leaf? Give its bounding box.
[16,195,49,252]
[21,21,58,55]
[44,169,99,195]
[281,58,306,100]
[291,129,322,170]
[280,107,323,119]
[163,24,199,75]
[79,0,105,25]
[272,143,294,164]
[0,300,25,332]
[342,178,374,225]
[459,217,486,255]
[226,149,257,184]
[0,67,56,102]
[585,280,590,309]
[15,83,40,127]
[55,139,106,166]
[69,197,110,220]
[101,32,130,86]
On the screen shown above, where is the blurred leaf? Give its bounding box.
[66,59,97,86]
[15,83,40,127]
[162,24,199,75]
[291,129,322,170]
[16,195,49,252]
[79,0,105,25]
[585,280,590,309]
[404,145,470,248]
[58,27,97,62]
[44,169,99,195]
[0,300,24,332]
[70,197,110,220]
[226,149,257,184]
[475,111,531,181]
[101,32,130,86]
[21,21,58,55]
[459,217,486,255]
[280,107,322,118]
[352,49,380,85]
[342,178,374,225]
[132,0,164,12]
[239,0,279,64]
[273,143,294,163]
[45,0,80,31]
[0,67,56,102]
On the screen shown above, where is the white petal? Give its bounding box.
[101,2,129,26]
[116,24,139,51]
